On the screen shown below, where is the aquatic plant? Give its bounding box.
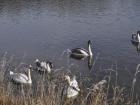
[0,53,139,105]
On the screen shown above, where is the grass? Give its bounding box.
[0,53,140,105]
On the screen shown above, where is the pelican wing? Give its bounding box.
[71,48,88,55]
[70,48,89,60]
[18,73,28,80]
[67,86,79,98]
[70,80,80,91]
[10,72,28,83]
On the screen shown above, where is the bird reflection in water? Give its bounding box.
[131,41,140,52]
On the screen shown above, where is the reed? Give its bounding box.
[0,53,139,105]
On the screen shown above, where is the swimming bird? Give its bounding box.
[35,59,53,73]
[62,75,80,99]
[70,40,93,60]
[132,31,140,43]
[10,65,32,84]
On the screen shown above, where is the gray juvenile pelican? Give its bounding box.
[70,40,93,60]
[35,59,53,73]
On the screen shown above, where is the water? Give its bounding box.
[0,0,140,86]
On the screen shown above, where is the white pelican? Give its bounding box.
[35,59,53,73]
[70,40,93,60]
[10,65,32,84]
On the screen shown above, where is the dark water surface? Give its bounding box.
[0,0,140,85]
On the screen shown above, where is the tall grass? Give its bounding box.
[0,53,139,105]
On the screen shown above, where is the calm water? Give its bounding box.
[0,0,140,85]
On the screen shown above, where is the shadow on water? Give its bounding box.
[131,40,140,52]
[88,56,93,70]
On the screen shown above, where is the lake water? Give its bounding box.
[0,0,140,86]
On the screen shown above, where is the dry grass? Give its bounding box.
[0,53,140,105]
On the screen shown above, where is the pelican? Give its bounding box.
[70,40,92,60]
[62,75,80,99]
[132,31,140,43]
[35,59,53,73]
[10,65,32,84]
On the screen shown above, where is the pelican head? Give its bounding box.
[88,40,91,45]
[29,65,32,69]
[35,59,39,62]
[65,75,70,80]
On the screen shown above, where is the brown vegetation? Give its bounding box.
[0,53,140,105]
